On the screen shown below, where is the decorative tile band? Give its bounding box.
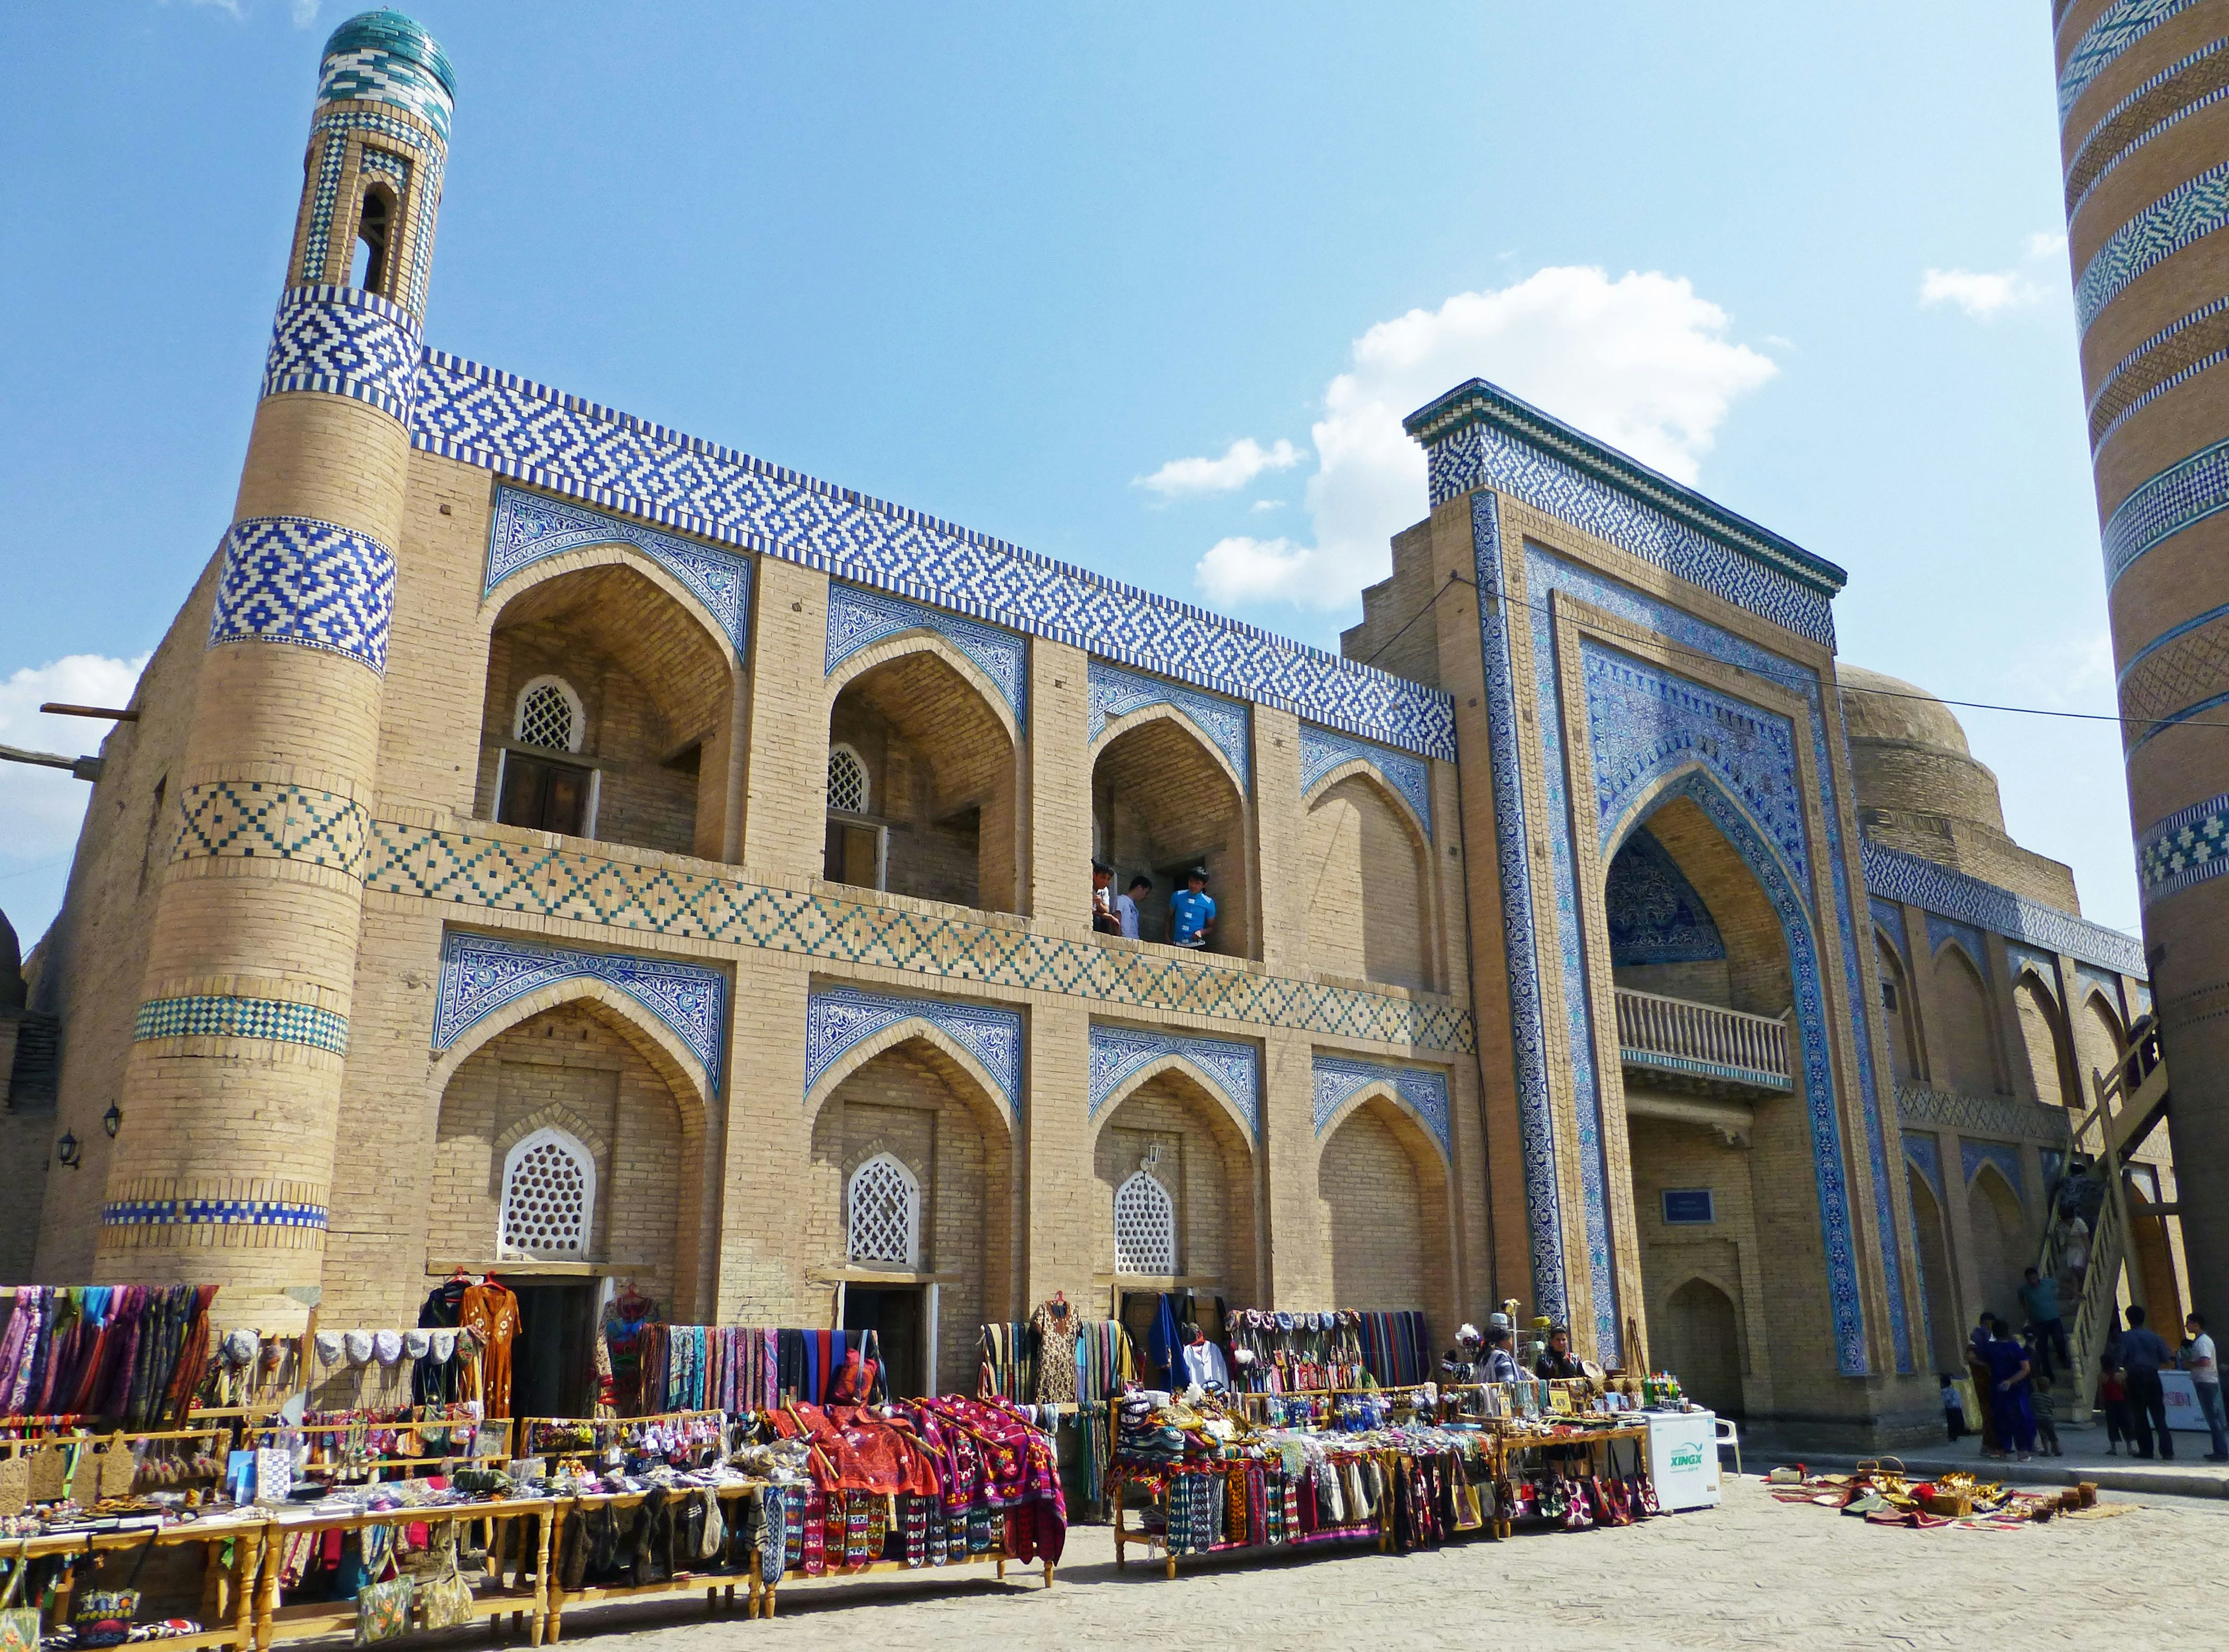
[1901,1132,1943,1201]
[1619,1048,1792,1092]
[172,781,372,878]
[1311,1055,1451,1161]
[1087,658,1251,785]
[1926,912,1989,970]
[318,15,455,144]
[486,485,751,658]
[2137,788,2229,903]
[1898,1084,2075,1145]
[2119,601,2229,751]
[2075,155,2229,334]
[362,817,1474,1054]
[407,352,1453,760]
[262,284,424,421]
[2059,0,2202,120]
[102,1199,329,1231]
[1961,1139,2025,1195]
[207,515,396,673]
[805,985,1023,1119]
[1297,723,1431,839]
[1086,1023,1260,1137]
[1862,841,2147,973]
[432,930,728,1094]
[827,581,1026,727]
[134,994,349,1056]
[2089,294,2229,453]
[2067,39,2229,218]
[299,108,443,313]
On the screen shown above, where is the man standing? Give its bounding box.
[1965,1312,2001,1457]
[1091,861,1121,934]
[2018,1267,2070,1382]
[2119,1304,2174,1459]
[2184,1312,2228,1462]
[1115,875,1150,940]
[1168,867,1216,949]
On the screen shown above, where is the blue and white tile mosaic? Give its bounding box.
[1410,380,1842,648]
[1297,723,1431,839]
[1087,658,1250,785]
[297,109,443,313]
[134,993,349,1056]
[1861,841,2147,972]
[803,984,1023,1121]
[262,284,423,421]
[1086,1023,1260,1137]
[2076,157,2229,335]
[318,27,455,143]
[1902,1131,1943,1202]
[2137,787,2229,903]
[1869,895,1909,953]
[406,352,1452,760]
[102,1199,328,1231]
[1961,1140,2025,1196]
[1310,1055,1452,1162]
[1926,912,1990,972]
[2103,437,2229,588]
[1606,828,1726,966]
[431,929,727,1095]
[207,515,396,674]
[827,582,1026,727]
[2068,41,2229,222]
[1900,1083,2075,1146]
[2058,0,2201,118]
[486,485,751,658]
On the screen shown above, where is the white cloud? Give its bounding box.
[1190,265,1779,611]
[0,655,150,893]
[1999,627,2117,712]
[292,0,322,23]
[1250,498,1284,513]
[1918,233,2066,320]
[1135,438,1304,499]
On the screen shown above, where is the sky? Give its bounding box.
[0,1,2133,948]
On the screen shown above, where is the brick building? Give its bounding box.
[1,10,2175,1444]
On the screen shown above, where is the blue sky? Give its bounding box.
[0,1,2129,947]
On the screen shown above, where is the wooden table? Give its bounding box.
[542,1485,767,1641]
[1110,1469,1387,1579]
[17,1514,265,1652]
[256,1498,551,1649]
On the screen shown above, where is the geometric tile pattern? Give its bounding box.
[827,581,1026,727]
[361,817,1475,1054]
[101,1199,329,1231]
[2137,788,2229,903]
[1606,828,1726,965]
[804,984,1023,1120]
[1086,1023,1260,1137]
[1897,1083,2075,1147]
[1901,1131,1943,1202]
[1860,841,2147,973]
[2076,154,2229,334]
[1870,894,1909,953]
[298,106,445,315]
[430,929,728,1095]
[1311,1055,1452,1162]
[2119,600,2229,750]
[134,993,349,1056]
[2089,293,2229,453]
[207,515,397,673]
[316,12,456,144]
[1961,1139,2026,1197]
[1086,658,1251,784]
[1297,723,1431,839]
[2066,39,2229,219]
[171,781,372,878]
[485,485,752,658]
[2102,434,2229,587]
[262,284,424,422]
[1408,377,1843,647]
[406,351,1455,760]
[1927,912,1990,972]
[2058,0,2201,120]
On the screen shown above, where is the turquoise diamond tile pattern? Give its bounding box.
[2059,0,2200,118]
[102,1199,328,1231]
[805,985,1024,1118]
[1862,841,2147,971]
[1310,1055,1451,1161]
[827,581,1026,727]
[362,818,1474,1055]
[262,285,423,421]
[487,485,751,658]
[134,993,349,1056]
[406,351,1453,761]
[2137,788,2229,903]
[1902,1083,2080,1145]
[432,929,728,1094]
[1297,723,1431,840]
[2076,157,2229,335]
[172,781,372,877]
[207,515,396,673]
[2103,434,2229,587]
[1086,1023,1260,1136]
[1087,658,1250,784]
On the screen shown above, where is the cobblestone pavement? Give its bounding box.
[546,1476,2206,1650]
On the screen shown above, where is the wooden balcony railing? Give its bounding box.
[1615,987,1792,1090]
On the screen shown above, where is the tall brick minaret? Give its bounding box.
[96,11,453,1316]
[2054,0,2229,1328]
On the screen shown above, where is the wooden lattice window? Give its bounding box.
[828,744,869,814]
[499,1126,596,1258]
[515,676,583,752]
[1113,1168,1175,1275]
[846,1152,919,1268]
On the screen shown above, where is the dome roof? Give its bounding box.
[321,10,455,99]
[1836,664,1972,758]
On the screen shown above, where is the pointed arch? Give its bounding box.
[477,541,740,666]
[825,630,1020,750]
[1090,702,1248,798]
[804,1016,1015,1138]
[846,1150,922,1269]
[1090,1053,1258,1153]
[499,1125,597,1259]
[1930,943,2000,1096]
[1317,1091,1454,1320]
[1300,767,1438,992]
[1112,1167,1178,1275]
[2012,971,2073,1109]
[1301,756,1431,849]
[428,974,712,1127]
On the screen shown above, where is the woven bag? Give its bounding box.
[0,1537,39,1652]
[74,1530,158,1649]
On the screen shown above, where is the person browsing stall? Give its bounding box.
[1483,1325,1523,1386]
[1535,1325,1584,1382]
[1169,867,1216,948]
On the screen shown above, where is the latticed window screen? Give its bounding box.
[846,1153,919,1268]
[828,745,868,813]
[1113,1169,1176,1275]
[517,679,579,752]
[499,1128,594,1258]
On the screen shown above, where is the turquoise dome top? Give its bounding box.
[320,9,456,100]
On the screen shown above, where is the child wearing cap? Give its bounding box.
[1169,867,1216,948]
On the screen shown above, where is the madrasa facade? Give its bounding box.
[0,10,2178,1445]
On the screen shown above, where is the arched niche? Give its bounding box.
[1875,933,1921,1084]
[1091,710,1254,958]
[1964,1162,2025,1327]
[1092,1065,1257,1300]
[1905,1162,1960,1370]
[1661,1275,1744,1417]
[1298,769,1435,991]
[1929,945,2000,1096]
[1315,1092,1451,1321]
[2011,972,2072,1109]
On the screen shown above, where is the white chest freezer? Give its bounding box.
[1643,1409,1721,1510]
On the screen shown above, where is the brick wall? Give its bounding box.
[1298,775,1433,992]
[1092,1069,1257,1298]
[1315,1097,1448,1314]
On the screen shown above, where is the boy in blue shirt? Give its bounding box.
[1169,867,1216,948]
